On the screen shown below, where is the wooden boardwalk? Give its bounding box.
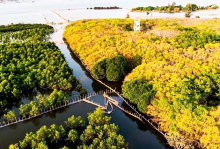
[0,92,105,129]
[0,90,145,129]
[102,87,166,137]
[82,98,106,110]
[103,93,143,122]
[63,42,168,142]
[0,89,166,139]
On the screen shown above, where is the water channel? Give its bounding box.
[0,0,220,148]
[0,28,170,149]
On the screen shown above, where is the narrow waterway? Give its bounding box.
[56,42,170,148]
[1,1,220,148]
[0,30,170,149]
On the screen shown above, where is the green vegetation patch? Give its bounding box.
[172,27,220,48]
[0,28,53,43]
[63,18,220,148]
[0,24,85,111]
[0,23,53,32]
[122,79,155,113]
[131,3,219,13]
[9,108,128,149]
[92,55,128,81]
[91,58,107,80]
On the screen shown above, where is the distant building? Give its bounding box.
[134,17,141,32]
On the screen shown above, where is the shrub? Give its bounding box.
[185,11,192,18]
[91,58,107,79]
[106,55,128,81]
[106,63,120,81]
[107,55,127,76]
[65,115,85,129]
[122,79,155,113]
[92,55,128,81]
[4,111,16,122]
[126,13,130,18]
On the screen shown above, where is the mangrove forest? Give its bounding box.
[9,108,128,149]
[0,23,85,118]
[63,18,220,148]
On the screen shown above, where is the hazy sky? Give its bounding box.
[1,0,220,14]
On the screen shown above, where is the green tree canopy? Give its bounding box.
[9,108,128,149]
[106,55,128,81]
[122,79,155,113]
[91,58,107,79]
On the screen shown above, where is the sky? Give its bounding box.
[0,0,219,15]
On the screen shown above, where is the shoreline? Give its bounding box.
[63,37,172,149]
[131,9,220,13]
[61,18,220,148]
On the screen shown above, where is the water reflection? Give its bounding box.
[2,1,214,147]
[0,39,170,149]
[9,123,17,130]
[0,103,96,149]
[26,116,41,126]
[45,42,169,148]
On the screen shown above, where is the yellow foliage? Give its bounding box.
[63,18,220,148]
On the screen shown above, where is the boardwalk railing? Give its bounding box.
[2,47,168,143]
[0,90,151,130]
[70,49,167,138]
[0,92,105,129]
[103,93,143,121]
[102,86,166,137]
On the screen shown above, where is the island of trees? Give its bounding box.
[91,6,121,10]
[0,24,53,32]
[131,3,219,13]
[9,108,128,149]
[63,18,220,148]
[0,24,85,117]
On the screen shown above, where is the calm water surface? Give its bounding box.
[0,0,219,148]
[0,36,169,149]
